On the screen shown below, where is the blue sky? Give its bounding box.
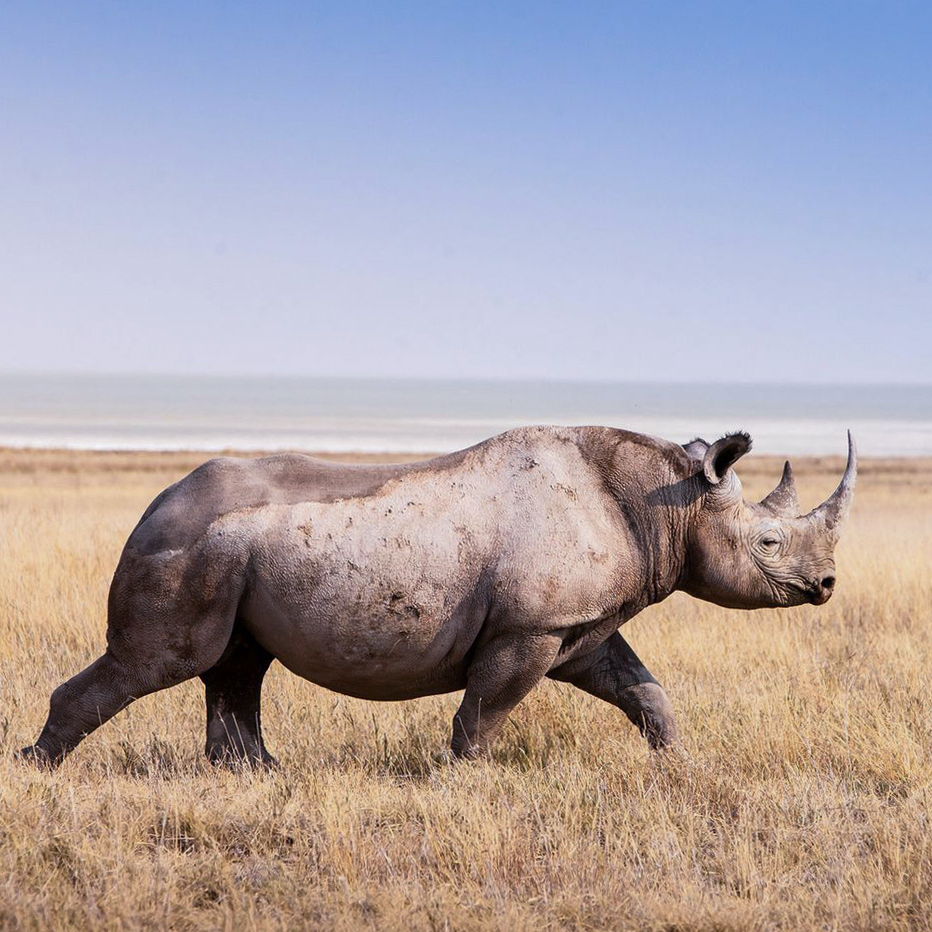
[1,2,929,382]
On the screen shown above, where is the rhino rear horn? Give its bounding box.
[806,431,858,540]
[760,461,799,517]
[703,432,752,485]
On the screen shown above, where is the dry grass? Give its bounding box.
[1,446,930,932]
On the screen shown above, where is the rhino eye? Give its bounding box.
[760,537,780,550]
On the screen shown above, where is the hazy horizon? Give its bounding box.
[3,372,930,455]
[2,368,932,388]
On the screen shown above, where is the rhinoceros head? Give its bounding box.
[681,431,857,609]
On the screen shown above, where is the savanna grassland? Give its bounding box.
[1,446,930,932]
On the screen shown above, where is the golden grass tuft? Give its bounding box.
[1,447,930,931]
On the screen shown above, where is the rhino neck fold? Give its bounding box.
[645,497,696,606]
[609,468,699,611]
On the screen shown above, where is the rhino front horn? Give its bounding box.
[807,431,858,540]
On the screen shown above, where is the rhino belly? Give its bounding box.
[238,551,487,701]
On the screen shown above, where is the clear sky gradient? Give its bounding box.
[1,2,929,383]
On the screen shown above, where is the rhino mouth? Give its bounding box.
[786,581,833,606]
[808,587,832,606]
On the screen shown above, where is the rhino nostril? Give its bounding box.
[821,576,835,590]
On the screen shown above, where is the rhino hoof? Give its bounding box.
[645,727,679,751]
[618,682,678,750]
[17,745,59,770]
[206,747,279,771]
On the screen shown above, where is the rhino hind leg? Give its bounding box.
[200,624,276,768]
[451,633,563,759]
[21,548,246,769]
[19,642,213,768]
[549,631,678,749]
[19,652,151,767]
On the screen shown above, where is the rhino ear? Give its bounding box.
[760,461,799,517]
[682,438,709,463]
[703,432,752,485]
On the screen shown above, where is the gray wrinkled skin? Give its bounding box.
[21,425,856,768]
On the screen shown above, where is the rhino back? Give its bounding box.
[126,453,448,556]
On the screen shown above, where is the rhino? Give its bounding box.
[21,426,856,768]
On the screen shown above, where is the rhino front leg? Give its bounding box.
[549,632,678,749]
[451,633,562,759]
